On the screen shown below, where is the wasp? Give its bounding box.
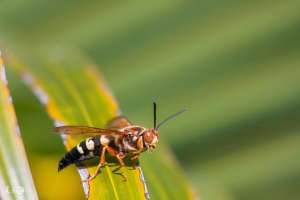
[55,102,185,182]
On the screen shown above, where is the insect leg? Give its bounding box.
[106,147,128,181]
[116,154,125,167]
[100,145,107,165]
[106,147,125,167]
[114,154,127,181]
[131,154,139,169]
[88,146,107,182]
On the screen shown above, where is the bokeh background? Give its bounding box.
[1,0,300,199]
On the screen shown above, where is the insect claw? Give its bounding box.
[87,174,97,183]
[83,175,94,183]
[122,174,128,182]
[100,161,107,166]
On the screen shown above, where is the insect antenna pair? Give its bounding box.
[153,102,186,130]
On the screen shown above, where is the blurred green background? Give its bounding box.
[1,0,300,199]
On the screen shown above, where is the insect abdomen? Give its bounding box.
[58,137,101,171]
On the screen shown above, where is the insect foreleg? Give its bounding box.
[131,154,139,169]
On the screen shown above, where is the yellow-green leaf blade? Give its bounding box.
[9,48,194,200]
[8,49,146,200]
[0,53,37,200]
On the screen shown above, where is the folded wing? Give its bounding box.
[54,126,124,136]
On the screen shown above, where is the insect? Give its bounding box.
[55,102,185,182]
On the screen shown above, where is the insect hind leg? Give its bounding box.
[111,151,127,181]
[87,146,108,182]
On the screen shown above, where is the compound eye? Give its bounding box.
[144,131,154,143]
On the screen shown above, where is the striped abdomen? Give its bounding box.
[58,137,102,171]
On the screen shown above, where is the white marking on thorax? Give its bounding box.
[86,138,95,150]
[77,144,84,154]
[100,135,110,146]
[123,140,137,151]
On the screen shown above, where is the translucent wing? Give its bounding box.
[106,116,132,129]
[54,126,124,136]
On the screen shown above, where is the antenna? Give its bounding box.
[153,102,157,128]
[156,108,186,130]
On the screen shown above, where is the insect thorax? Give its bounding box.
[120,126,146,153]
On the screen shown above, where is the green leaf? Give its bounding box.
[0,53,38,200]
[7,48,193,200]
[2,1,300,199]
